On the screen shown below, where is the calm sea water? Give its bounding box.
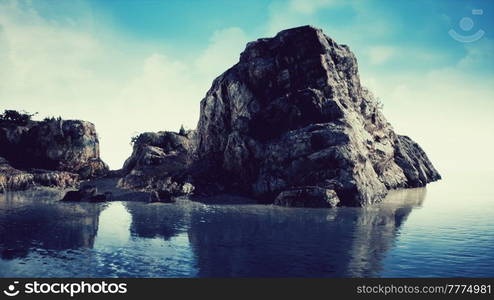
[0,172,493,277]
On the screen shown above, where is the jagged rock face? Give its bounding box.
[118,131,196,195]
[0,118,108,180]
[196,25,440,206]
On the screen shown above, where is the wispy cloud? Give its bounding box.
[195,27,249,83]
[367,46,396,65]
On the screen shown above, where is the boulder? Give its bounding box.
[80,185,98,197]
[61,184,103,202]
[89,192,112,202]
[274,186,340,208]
[61,190,84,202]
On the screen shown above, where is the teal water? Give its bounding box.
[0,173,493,277]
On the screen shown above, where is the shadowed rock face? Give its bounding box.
[121,26,440,206]
[0,116,108,192]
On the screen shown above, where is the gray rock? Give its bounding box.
[62,190,84,202]
[80,185,98,197]
[0,116,108,176]
[274,187,340,208]
[61,184,103,202]
[89,193,111,202]
[149,191,160,202]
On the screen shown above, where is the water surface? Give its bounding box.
[0,173,493,277]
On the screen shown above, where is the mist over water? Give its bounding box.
[0,172,493,277]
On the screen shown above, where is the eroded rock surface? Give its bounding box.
[118,131,196,197]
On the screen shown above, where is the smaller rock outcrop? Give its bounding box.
[118,130,196,199]
[0,111,108,192]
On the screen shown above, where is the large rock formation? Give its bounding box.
[122,26,440,207]
[0,112,108,192]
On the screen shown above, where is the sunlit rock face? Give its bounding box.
[196,25,440,206]
[0,116,108,191]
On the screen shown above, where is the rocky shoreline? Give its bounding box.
[0,26,440,207]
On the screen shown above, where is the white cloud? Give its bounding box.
[367,46,396,64]
[0,2,249,169]
[264,0,395,43]
[289,0,339,15]
[195,27,249,82]
[360,67,494,174]
[358,44,447,67]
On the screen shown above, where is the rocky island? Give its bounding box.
[1,26,441,207]
[119,26,440,207]
[0,110,108,192]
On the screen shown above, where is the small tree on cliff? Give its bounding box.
[0,110,38,125]
[179,125,186,136]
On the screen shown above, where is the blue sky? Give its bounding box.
[18,0,494,70]
[1,0,493,171]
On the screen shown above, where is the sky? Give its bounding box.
[1,0,493,174]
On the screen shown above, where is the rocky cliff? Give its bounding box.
[122,25,441,207]
[0,112,108,192]
[118,130,196,198]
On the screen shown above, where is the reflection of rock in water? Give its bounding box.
[345,188,426,277]
[187,188,426,277]
[0,189,105,260]
[124,202,188,241]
